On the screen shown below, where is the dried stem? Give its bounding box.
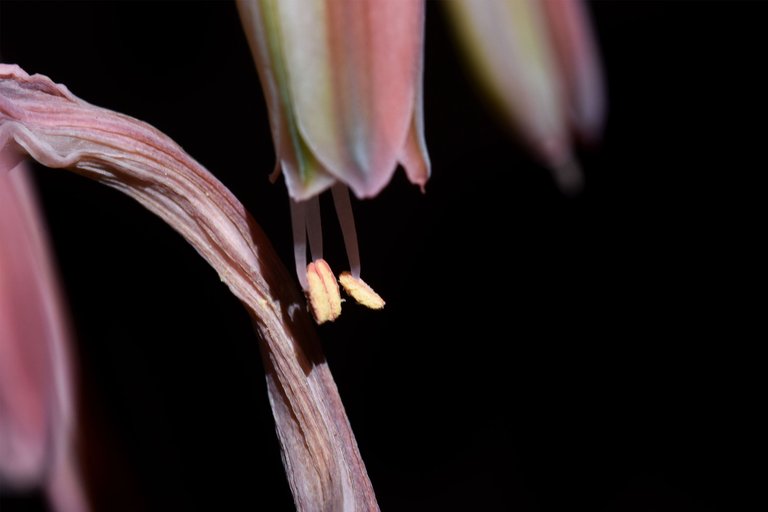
[0,64,378,511]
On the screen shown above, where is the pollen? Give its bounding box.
[338,272,385,310]
[306,259,342,324]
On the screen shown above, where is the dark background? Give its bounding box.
[1,1,763,511]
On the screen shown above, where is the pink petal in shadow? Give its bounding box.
[0,155,89,511]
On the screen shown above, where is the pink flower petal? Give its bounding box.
[0,158,87,511]
[542,0,606,144]
[238,0,429,199]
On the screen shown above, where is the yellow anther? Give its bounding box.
[338,272,385,310]
[306,259,342,324]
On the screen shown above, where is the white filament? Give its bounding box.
[289,196,324,290]
[331,184,361,278]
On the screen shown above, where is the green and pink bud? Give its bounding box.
[446,0,606,191]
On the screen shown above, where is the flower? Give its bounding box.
[0,154,89,511]
[237,0,429,319]
[445,0,606,192]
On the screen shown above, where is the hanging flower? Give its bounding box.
[445,0,606,192]
[0,155,89,511]
[237,0,430,322]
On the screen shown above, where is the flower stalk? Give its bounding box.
[1,64,378,511]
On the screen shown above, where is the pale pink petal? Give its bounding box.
[0,163,51,488]
[398,16,431,192]
[0,157,87,511]
[446,0,579,190]
[270,0,426,198]
[542,0,606,144]
[398,92,431,192]
[236,0,338,200]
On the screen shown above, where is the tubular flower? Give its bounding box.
[237,0,430,321]
[445,0,606,192]
[0,157,89,511]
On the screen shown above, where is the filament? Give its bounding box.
[289,198,308,289]
[289,196,324,290]
[305,196,323,261]
[331,184,361,278]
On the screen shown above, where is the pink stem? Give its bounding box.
[1,64,378,512]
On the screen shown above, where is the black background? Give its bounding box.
[1,1,764,511]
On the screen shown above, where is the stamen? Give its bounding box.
[306,259,342,324]
[339,272,385,310]
[290,196,324,291]
[293,187,384,319]
[305,196,323,261]
[331,184,361,278]
[289,198,308,289]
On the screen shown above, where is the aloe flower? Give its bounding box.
[0,159,88,510]
[237,0,430,320]
[446,0,606,191]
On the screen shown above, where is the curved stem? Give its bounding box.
[1,64,378,512]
